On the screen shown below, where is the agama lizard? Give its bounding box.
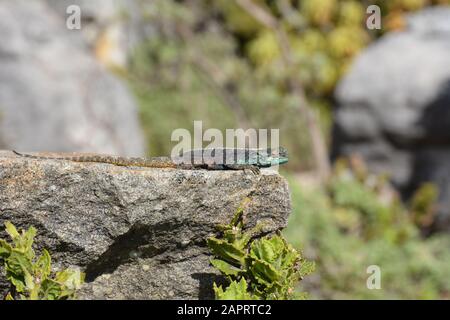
[12,148,288,173]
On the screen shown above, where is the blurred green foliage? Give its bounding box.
[129,0,450,169]
[215,0,450,98]
[283,161,450,299]
[410,183,439,228]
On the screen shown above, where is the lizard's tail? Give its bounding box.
[12,150,30,157]
[12,150,56,160]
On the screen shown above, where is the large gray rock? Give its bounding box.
[332,7,450,231]
[0,0,145,156]
[0,151,291,299]
[45,0,149,68]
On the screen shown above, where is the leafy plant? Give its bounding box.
[0,221,85,300]
[207,200,314,300]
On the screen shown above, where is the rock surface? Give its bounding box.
[45,0,148,68]
[0,0,145,156]
[0,151,291,299]
[332,7,450,231]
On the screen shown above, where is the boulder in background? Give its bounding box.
[0,0,145,157]
[332,7,450,231]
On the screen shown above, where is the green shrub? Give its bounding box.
[207,200,314,300]
[0,221,84,300]
[283,162,450,299]
[409,183,439,228]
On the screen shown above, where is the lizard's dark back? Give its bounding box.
[174,148,260,165]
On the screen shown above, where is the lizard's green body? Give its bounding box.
[12,148,288,173]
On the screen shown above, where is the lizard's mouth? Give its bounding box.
[266,156,288,166]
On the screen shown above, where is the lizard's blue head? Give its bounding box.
[258,147,289,167]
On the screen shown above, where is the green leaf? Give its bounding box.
[9,276,26,293]
[4,221,20,239]
[36,249,52,280]
[1,221,84,300]
[8,249,33,271]
[213,282,226,299]
[55,268,85,291]
[5,293,14,300]
[250,258,280,286]
[210,259,243,276]
[229,197,250,227]
[40,279,63,300]
[6,251,34,294]
[0,239,12,258]
[207,237,246,266]
[299,260,315,278]
[24,269,35,291]
[20,227,37,260]
[214,278,256,300]
[250,237,278,263]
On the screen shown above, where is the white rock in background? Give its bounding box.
[45,0,151,69]
[0,0,145,156]
[333,6,450,231]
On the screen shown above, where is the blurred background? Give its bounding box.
[1,0,450,299]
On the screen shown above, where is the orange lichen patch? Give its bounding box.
[385,11,407,31]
